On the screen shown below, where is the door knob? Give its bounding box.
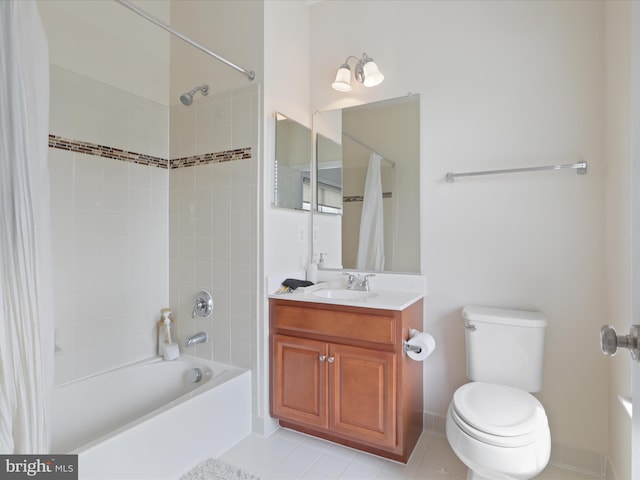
[600,325,640,361]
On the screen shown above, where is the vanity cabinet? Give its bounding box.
[269,298,423,463]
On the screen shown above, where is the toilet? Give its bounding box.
[446,306,551,480]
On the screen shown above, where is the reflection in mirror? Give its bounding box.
[316,134,342,214]
[274,112,311,210]
[313,95,420,273]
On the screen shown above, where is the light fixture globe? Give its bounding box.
[332,64,352,92]
[362,59,384,87]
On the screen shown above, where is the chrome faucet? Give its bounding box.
[344,273,375,291]
[185,331,208,348]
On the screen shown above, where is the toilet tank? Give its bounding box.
[463,306,547,392]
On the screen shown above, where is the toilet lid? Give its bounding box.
[452,382,544,445]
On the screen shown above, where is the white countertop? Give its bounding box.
[268,285,424,311]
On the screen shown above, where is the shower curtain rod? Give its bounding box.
[342,132,396,167]
[114,0,255,81]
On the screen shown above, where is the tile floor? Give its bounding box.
[218,428,602,480]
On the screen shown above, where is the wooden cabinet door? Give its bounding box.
[329,343,397,449]
[272,334,329,429]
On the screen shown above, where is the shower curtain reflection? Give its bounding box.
[0,0,54,453]
[356,153,385,270]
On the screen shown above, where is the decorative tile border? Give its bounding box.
[170,148,252,169]
[48,134,252,170]
[343,192,393,203]
[48,135,169,169]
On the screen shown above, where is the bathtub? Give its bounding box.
[52,356,251,479]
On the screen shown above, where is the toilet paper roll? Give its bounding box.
[405,332,436,361]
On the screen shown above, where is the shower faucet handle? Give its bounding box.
[192,290,214,318]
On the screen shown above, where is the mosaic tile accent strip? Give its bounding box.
[48,134,169,169]
[170,148,252,169]
[344,192,393,203]
[48,134,252,170]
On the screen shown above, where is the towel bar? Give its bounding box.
[446,161,587,183]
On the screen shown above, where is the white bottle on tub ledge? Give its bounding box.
[158,308,173,358]
[158,308,171,357]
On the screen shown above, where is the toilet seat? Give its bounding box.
[451,382,545,448]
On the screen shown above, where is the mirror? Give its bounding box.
[313,95,420,273]
[274,112,312,210]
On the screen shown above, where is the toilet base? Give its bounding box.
[446,405,550,480]
[466,467,516,480]
[460,463,525,480]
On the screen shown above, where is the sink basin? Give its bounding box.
[312,289,378,300]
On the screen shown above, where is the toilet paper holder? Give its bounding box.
[403,341,422,354]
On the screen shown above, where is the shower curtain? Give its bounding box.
[356,153,385,270]
[0,0,54,453]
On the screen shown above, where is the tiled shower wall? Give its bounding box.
[49,65,258,385]
[168,85,258,371]
[49,66,170,385]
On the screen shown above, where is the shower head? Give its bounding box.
[180,85,210,106]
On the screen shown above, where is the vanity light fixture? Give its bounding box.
[331,53,384,92]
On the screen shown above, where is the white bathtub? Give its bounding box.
[52,356,251,479]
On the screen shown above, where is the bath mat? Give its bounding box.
[180,458,260,480]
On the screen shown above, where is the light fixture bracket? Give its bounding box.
[355,53,376,84]
[354,61,365,84]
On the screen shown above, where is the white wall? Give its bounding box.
[309,0,608,468]
[260,0,312,434]
[170,0,262,100]
[604,2,632,478]
[38,0,170,105]
[263,1,312,277]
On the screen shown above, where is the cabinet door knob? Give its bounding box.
[328,357,335,363]
[319,355,326,362]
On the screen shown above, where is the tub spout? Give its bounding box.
[185,331,208,348]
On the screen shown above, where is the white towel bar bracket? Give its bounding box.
[445,161,587,183]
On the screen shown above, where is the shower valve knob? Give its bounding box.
[192,290,214,318]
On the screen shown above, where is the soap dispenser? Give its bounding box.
[158,308,179,360]
[158,309,170,357]
[306,255,318,283]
